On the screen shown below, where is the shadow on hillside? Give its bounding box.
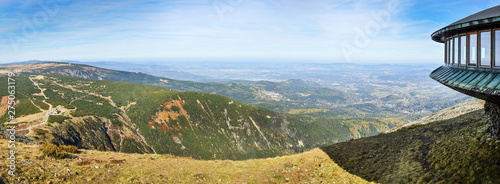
[320,110,500,183]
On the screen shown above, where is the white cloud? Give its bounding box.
[1,0,446,64]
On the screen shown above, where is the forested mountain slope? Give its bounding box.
[0,74,402,160]
[0,62,352,112]
[322,107,500,183]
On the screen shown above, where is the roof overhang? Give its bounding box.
[431,5,500,43]
[430,66,500,104]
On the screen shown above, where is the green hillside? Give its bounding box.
[321,109,500,183]
[0,74,402,160]
[1,62,463,122]
[0,62,352,112]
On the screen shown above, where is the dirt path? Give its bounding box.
[22,77,53,136]
[53,80,157,154]
[26,78,159,154]
[52,81,117,108]
[28,98,44,111]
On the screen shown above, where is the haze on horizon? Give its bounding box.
[1,0,498,64]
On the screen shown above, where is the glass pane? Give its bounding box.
[480,31,491,66]
[449,39,452,65]
[447,39,451,64]
[496,30,500,67]
[454,37,458,65]
[460,36,466,65]
[469,34,477,65]
[444,41,447,64]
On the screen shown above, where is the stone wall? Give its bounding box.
[484,101,500,137]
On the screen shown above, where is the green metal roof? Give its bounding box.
[430,66,500,103]
[431,5,500,43]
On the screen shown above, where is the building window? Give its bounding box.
[480,31,491,67]
[496,30,500,67]
[469,33,477,66]
[454,36,459,65]
[460,35,466,65]
[447,38,451,65]
[444,40,448,65]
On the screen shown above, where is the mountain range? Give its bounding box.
[0,62,403,160]
[0,98,497,183]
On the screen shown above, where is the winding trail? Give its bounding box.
[20,77,52,136]
[21,77,158,154]
[52,81,117,108]
[28,98,43,111]
[53,80,157,154]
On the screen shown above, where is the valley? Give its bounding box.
[0,67,404,160]
[4,1,500,183]
[1,61,472,121]
[0,98,496,183]
[0,61,486,183]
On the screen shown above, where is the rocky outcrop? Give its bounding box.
[49,116,154,154]
[483,101,500,137]
[50,116,116,151]
[0,126,37,145]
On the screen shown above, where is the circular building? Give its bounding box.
[430,5,500,137]
[430,5,500,103]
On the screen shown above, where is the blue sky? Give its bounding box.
[0,0,498,64]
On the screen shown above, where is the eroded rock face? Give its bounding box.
[484,101,500,137]
[0,126,37,145]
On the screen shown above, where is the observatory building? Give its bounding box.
[429,5,500,137]
[430,5,500,103]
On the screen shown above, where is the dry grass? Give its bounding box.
[405,99,484,127]
[0,139,372,183]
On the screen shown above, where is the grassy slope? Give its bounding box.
[321,109,500,183]
[404,99,484,127]
[0,75,300,159]
[0,140,372,184]
[0,74,402,160]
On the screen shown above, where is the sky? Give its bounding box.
[0,0,499,64]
